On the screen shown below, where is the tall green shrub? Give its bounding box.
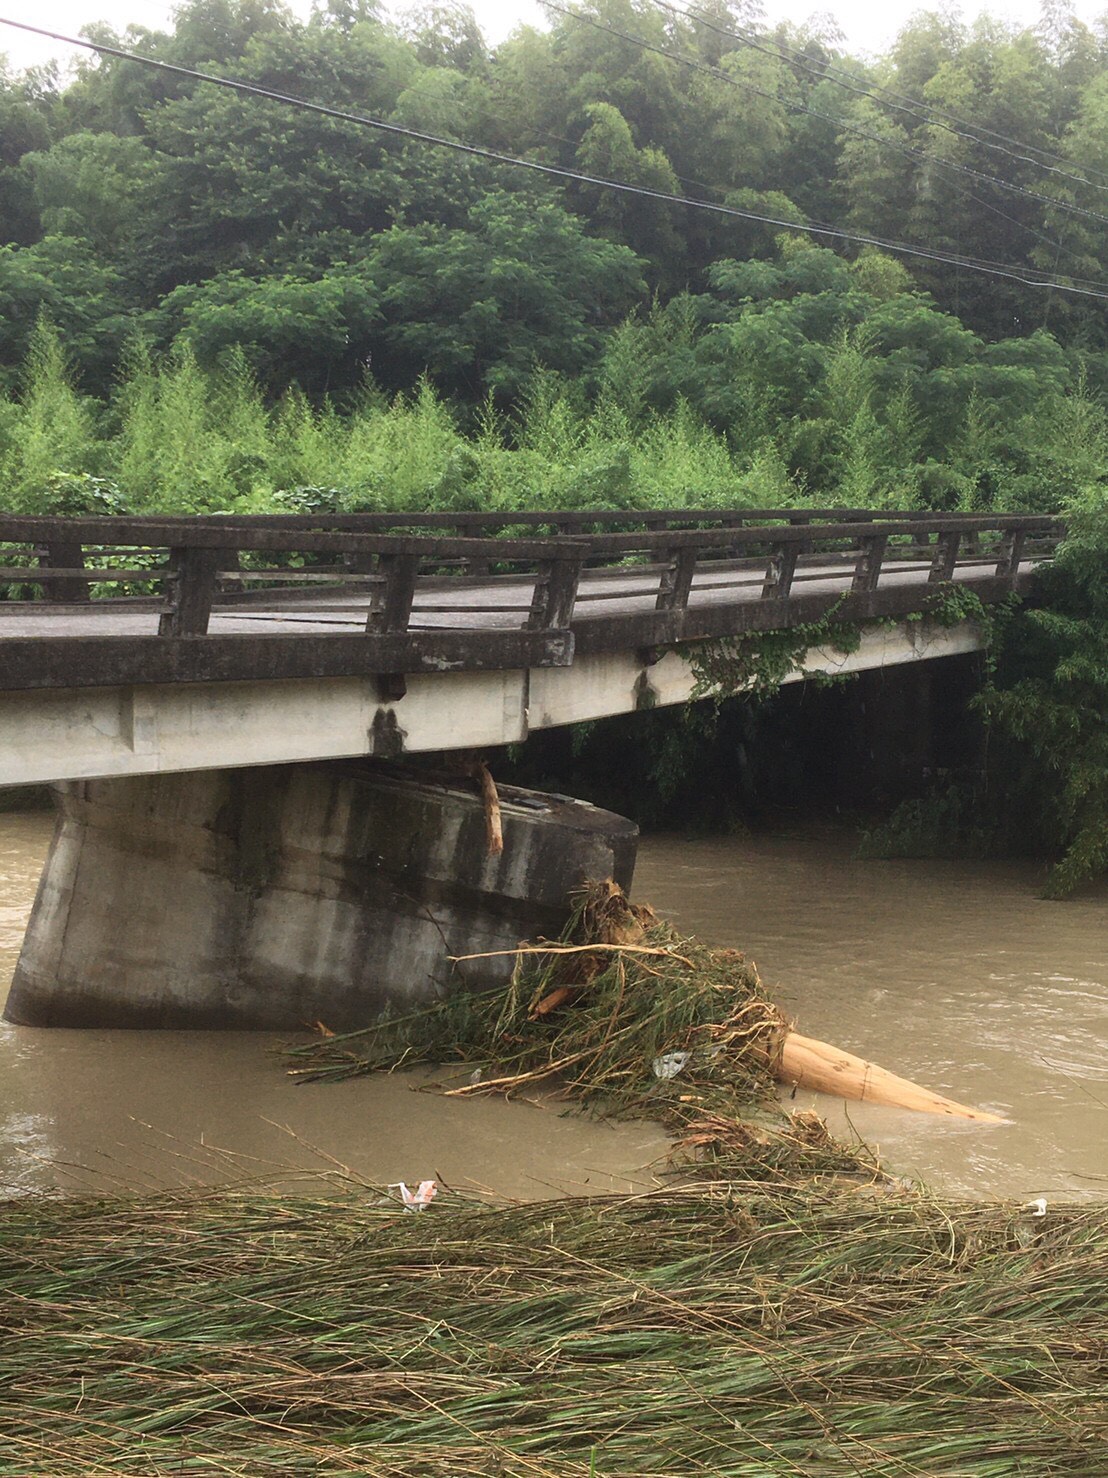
[3,317,98,508]
[112,342,274,512]
[977,489,1108,896]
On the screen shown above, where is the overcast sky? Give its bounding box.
[1,0,1102,75]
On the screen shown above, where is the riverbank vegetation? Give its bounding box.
[2,1162,1104,1474]
[860,489,1108,896]
[3,284,1106,518]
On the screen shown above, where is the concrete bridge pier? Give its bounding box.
[5,762,637,1031]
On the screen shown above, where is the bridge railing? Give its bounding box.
[0,515,588,630]
[0,505,939,605]
[12,504,1012,540]
[0,511,1064,689]
[562,513,1059,583]
[529,514,1062,653]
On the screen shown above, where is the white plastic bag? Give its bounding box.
[652,1051,690,1080]
[388,1179,437,1211]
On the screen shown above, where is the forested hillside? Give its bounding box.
[2,0,1108,517]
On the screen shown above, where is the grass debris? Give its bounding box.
[286,880,790,1133]
[1,1169,1105,1475]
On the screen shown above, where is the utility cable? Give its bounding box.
[4,17,1108,302]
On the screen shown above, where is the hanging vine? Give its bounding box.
[682,602,864,706]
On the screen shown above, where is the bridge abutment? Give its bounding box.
[5,762,637,1030]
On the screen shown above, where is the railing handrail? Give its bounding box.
[0,515,588,560]
[558,513,1062,555]
[0,510,1063,555]
[0,509,1065,693]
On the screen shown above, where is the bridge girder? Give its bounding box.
[0,618,983,789]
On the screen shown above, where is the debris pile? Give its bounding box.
[1,1175,1103,1474]
[288,878,1002,1125]
[287,880,790,1133]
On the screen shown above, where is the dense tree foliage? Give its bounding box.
[4,0,1108,403]
[2,271,1103,517]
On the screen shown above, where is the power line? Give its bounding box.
[3,17,1108,303]
[965,187,1081,277]
[670,0,1108,196]
[543,0,1108,236]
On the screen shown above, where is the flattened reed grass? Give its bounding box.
[1,1166,1106,1475]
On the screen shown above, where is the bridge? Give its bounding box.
[0,509,1058,787]
[2,508,1061,1031]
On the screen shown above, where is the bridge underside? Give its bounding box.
[2,617,982,789]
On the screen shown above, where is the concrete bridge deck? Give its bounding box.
[0,509,1061,786]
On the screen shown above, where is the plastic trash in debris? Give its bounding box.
[1015,1196,1048,1248]
[388,1180,437,1211]
[652,1051,690,1080]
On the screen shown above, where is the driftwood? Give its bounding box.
[462,759,503,856]
[775,1031,1006,1123]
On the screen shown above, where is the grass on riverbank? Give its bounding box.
[1,1154,1105,1476]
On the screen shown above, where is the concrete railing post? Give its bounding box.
[995,528,1026,578]
[366,552,420,634]
[528,552,583,629]
[928,530,961,583]
[655,545,698,611]
[38,540,90,603]
[762,539,802,599]
[851,533,888,593]
[158,546,224,636]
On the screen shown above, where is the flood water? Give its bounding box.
[0,810,670,1201]
[637,832,1108,1201]
[2,807,1105,1201]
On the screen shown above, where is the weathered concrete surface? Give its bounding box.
[5,762,637,1030]
[0,619,983,788]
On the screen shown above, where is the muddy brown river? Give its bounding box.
[2,807,1105,1201]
